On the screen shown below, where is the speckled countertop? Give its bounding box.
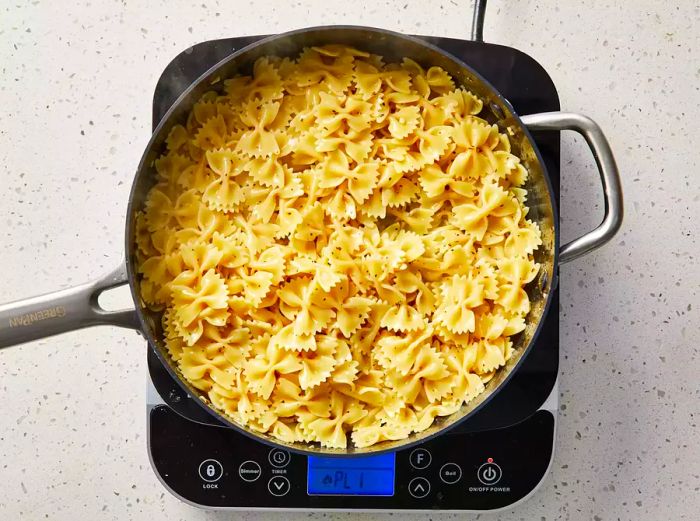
[1,0,698,519]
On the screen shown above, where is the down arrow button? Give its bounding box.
[267,475,291,497]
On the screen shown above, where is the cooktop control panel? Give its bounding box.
[148,405,554,511]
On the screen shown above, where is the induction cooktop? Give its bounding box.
[146,19,561,513]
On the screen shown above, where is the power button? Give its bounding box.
[477,460,502,485]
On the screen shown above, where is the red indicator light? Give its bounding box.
[487,457,493,463]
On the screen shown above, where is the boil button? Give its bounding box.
[439,462,462,484]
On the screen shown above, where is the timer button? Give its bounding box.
[408,477,431,498]
[409,448,432,469]
[477,461,502,485]
[268,449,291,468]
[198,459,224,482]
[439,462,462,484]
[268,475,291,497]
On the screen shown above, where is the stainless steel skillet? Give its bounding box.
[0,25,622,455]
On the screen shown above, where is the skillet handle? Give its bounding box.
[520,112,624,263]
[0,261,140,349]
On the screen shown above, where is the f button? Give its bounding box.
[409,448,431,469]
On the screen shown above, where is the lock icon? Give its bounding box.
[198,459,223,482]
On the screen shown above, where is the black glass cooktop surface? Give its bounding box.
[146,33,561,512]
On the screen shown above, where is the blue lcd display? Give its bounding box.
[307,453,395,496]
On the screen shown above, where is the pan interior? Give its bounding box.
[127,26,556,455]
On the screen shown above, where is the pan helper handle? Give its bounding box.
[0,261,140,349]
[520,112,624,263]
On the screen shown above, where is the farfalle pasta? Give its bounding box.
[136,45,542,448]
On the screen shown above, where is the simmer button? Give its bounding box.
[238,460,262,482]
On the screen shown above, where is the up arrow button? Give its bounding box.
[408,477,431,498]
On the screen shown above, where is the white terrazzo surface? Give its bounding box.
[1,1,699,519]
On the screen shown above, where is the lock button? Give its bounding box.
[198,459,224,482]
